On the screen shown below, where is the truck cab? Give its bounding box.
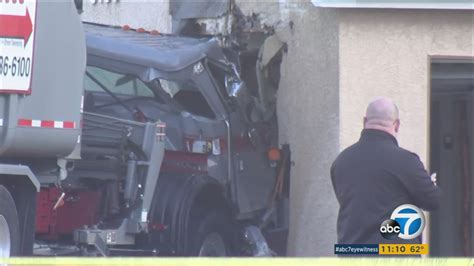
[73,23,289,256]
[0,1,289,256]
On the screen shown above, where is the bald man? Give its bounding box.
[331,97,440,245]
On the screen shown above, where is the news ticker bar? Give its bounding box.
[334,244,429,255]
[1,258,473,266]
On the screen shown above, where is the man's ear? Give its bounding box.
[363,117,368,128]
[394,119,400,133]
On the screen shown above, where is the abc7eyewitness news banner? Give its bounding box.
[335,204,429,256]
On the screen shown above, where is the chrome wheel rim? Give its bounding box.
[198,232,226,257]
[0,215,10,258]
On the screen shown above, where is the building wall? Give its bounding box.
[237,0,340,256]
[229,3,474,256]
[338,9,474,164]
[80,0,171,33]
[337,9,473,253]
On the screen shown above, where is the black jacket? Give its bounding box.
[331,129,441,244]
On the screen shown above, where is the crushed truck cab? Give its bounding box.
[0,0,289,257]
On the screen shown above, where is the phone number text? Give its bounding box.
[0,56,31,78]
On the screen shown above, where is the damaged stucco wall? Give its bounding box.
[80,0,171,33]
[235,2,474,256]
[338,9,474,167]
[237,0,340,256]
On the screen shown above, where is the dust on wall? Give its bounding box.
[81,0,172,33]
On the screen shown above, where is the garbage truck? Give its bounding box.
[0,0,289,257]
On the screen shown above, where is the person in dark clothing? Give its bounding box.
[331,97,440,245]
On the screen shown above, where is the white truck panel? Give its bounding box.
[0,0,85,157]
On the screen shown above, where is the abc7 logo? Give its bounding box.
[380,204,425,240]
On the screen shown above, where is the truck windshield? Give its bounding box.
[84,66,216,120]
[158,79,216,119]
[84,66,155,98]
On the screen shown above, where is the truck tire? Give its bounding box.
[0,185,20,257]
[190,209,232,256]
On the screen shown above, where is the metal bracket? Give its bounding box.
[74,219,140,256]
[74,228,109,256]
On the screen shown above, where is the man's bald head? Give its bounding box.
[363,97,400,137]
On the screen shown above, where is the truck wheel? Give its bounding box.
[191,210,232,257]
[0,185,20,257]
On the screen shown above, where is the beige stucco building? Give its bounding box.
[81,0,473,256]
